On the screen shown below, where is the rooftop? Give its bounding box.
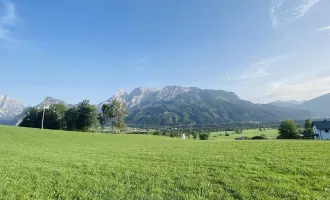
[313,120,330,130]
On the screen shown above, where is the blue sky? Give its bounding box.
[1,0,330,106]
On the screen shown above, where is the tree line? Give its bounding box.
[278,119,314,139]
[127,119,314,140]
[19,99,126,132]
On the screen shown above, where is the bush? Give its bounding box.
[251,136,267,140]
[192,131,198,140]
[291,134,302,139]
[235,136,250,140]
[276,135,283,139]
[225,133,230,136]
[153,131,161,135]
[199,133,210,140]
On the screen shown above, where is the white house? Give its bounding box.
[313,120,330,140]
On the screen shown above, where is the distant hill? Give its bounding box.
[101,86,315,126]
[270,94,330,117]
[298,94,330,116]
[269,100,305,108]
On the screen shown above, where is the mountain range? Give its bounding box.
[269,94,330,117]
[269,100,306,108]
[1,86,330,126]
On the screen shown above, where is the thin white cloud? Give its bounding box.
[0,1,17,43]
[269,0,285,28]
[237,53,296,80]
[317,26,330,31]
[241,59,330,103]
[1,1,15,25]
[270,0,321,27]
[264,75,330,102]
[293,0,321,19]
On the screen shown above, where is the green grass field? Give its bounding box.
[210,129,279,140]
[1,126,330,199]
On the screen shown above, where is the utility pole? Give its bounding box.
[41,97,46,130]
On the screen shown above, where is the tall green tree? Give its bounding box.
[63,107,79,131]
[97,104,111,132]
[107,100,127,133]
[304,119,313,138]
[47,104,67,129]
[19,107,43,128]
[19,104,67,130]
[278,120,298,139]
[75,100,97,132]
[192,130,198,140]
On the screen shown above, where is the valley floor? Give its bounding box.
[210,129,279,140]
[0,126,329,199]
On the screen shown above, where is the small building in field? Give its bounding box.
[180,134,185,140]
[313,120,330,140]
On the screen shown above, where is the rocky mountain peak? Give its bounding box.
[114,88,127,96]
[35,97,71,109]
[112,89,129,102]
[98,86,192,110]
[159,86,191,100]
[0,95,25,119]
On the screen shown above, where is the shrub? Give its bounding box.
[251,136,267,140]
[199,133,210,140]
[291,134,302,139]
[225,133,230,136]
[235,136,250,140]
[153,131,161,135]
[192,131,198,140]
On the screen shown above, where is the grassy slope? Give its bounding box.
[0,126,329,199]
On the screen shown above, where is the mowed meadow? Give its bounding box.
[210,129,279,140]
[0,126,329,199]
